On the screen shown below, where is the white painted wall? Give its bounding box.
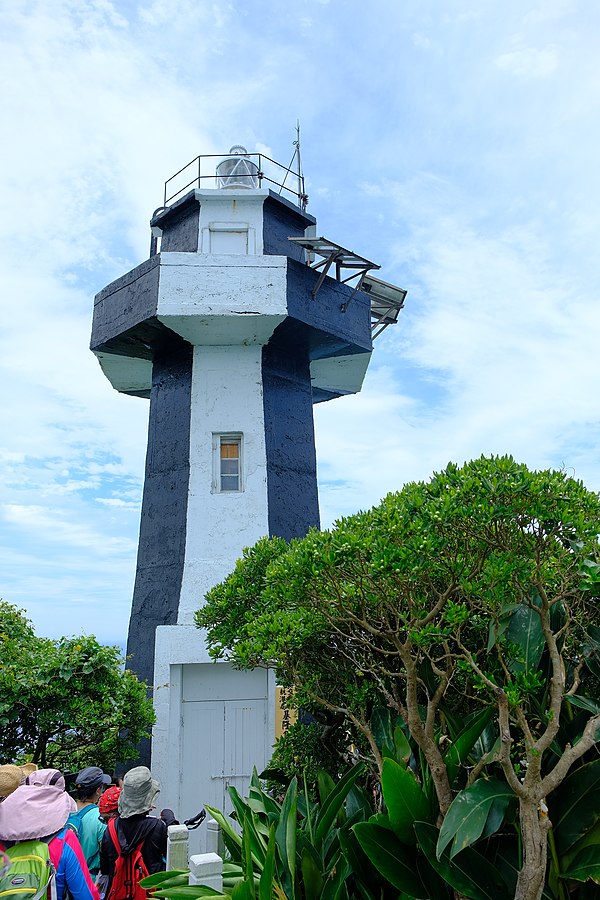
[157,253,288,346]
[177,344,270,623]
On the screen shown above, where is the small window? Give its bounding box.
[213,434,243,492]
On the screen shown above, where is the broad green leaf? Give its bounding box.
[550,759,600,854]
[317,769,336,806]
[232,882,255,900]
[393,724,411,764]
[437,778,514,858]
[371,706,395,752]
[275,777,297,898]
[443,707,495,787]
[258,825,278,900]
[337,827,382,900]
[565,694,600,716]
[140,871,190,888]
[314,763,365,849]
[228,787,268,869]
[345,783,372,822]
[205,804,243,860]
[560,845,600,884]
[352,822,427,897]
[152,889,227,899]
[381,758,429,844]
[487,604,519,652]
[300,846,324,900]
[320,854,351,900]
[505,596,545,674]
[416,822,507,900]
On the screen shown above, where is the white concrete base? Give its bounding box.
[151,625,276,858]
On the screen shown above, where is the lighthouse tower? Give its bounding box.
[90,146,405,839]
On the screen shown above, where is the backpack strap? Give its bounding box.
[107,818,121,856]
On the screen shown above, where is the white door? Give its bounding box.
[179,663,269,849]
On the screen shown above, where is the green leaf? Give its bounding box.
[317,770,336,806]
[564,694,600,716]
[320,854,351,900]
[258,825,278,900]
[314,763,365,850]
[275,777,297,898]
[416,822,507,900]
[393,724,411,764]
[505,594,545,675]
[232,882,255,900]
[151,889,227,899]
[443,707,495,787]
[381,758,430,844]
[560,845,600,884]
[437,778,514,859]
[370,707,395,754]
[140,872,190,888]
[550,759,600,854]
[300,847,324,900]
[352,823,427,897]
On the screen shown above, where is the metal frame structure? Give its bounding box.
[288,236,406,338]
[163,152,309,210]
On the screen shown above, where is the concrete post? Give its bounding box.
[166,824,189,871]
[205,817,224,856]
[189,853,223,892]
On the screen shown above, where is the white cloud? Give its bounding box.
[2,0,600,644]
[495,45,558,77]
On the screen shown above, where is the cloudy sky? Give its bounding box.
[1,0,599,645]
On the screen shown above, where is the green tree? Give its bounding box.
[0,601,154,772]
[197,455,600,900]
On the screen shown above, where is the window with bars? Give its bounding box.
[213,434,243,492]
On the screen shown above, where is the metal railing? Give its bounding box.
[163,153,308,210]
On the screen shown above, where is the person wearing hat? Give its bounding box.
[0,763,39,800]
[68,767,112,877]
[99,766,167,893]
[0,768,99,900]
[98,787,121,824]
[0,765,24,801]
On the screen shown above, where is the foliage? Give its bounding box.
[262,720,360,798]
[0,601,154,771]
[144,765,390,900]
[197,455,600,900]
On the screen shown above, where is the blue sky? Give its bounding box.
[1,0,599,644]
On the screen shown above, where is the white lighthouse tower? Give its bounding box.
[90,145,405,842]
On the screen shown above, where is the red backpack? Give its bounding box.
[106,819,150,900]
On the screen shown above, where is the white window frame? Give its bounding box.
[212,433,244,493]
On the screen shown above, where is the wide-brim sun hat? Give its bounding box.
[25,769,67,791]
[0,771,76,841]
[118,766,160,818]
[0,765,23,799]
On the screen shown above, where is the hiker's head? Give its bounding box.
[26,769,67,791]
[98,786,121,822]
[0,765,23,801]
[118,767,160,819]
[74,766,112,802]
[0,768,76,841]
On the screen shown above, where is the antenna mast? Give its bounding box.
[293,121,307,210]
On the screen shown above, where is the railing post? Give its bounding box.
[166,824,189,871]
[205,817,224,856]
[189,853,223,893]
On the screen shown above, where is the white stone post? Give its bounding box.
[166,824,189,871]
[189,853,223,893]
[205,817,224,856]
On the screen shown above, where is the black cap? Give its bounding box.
[75,766,112,792]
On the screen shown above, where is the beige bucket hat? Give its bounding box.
[118,766,160,819]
